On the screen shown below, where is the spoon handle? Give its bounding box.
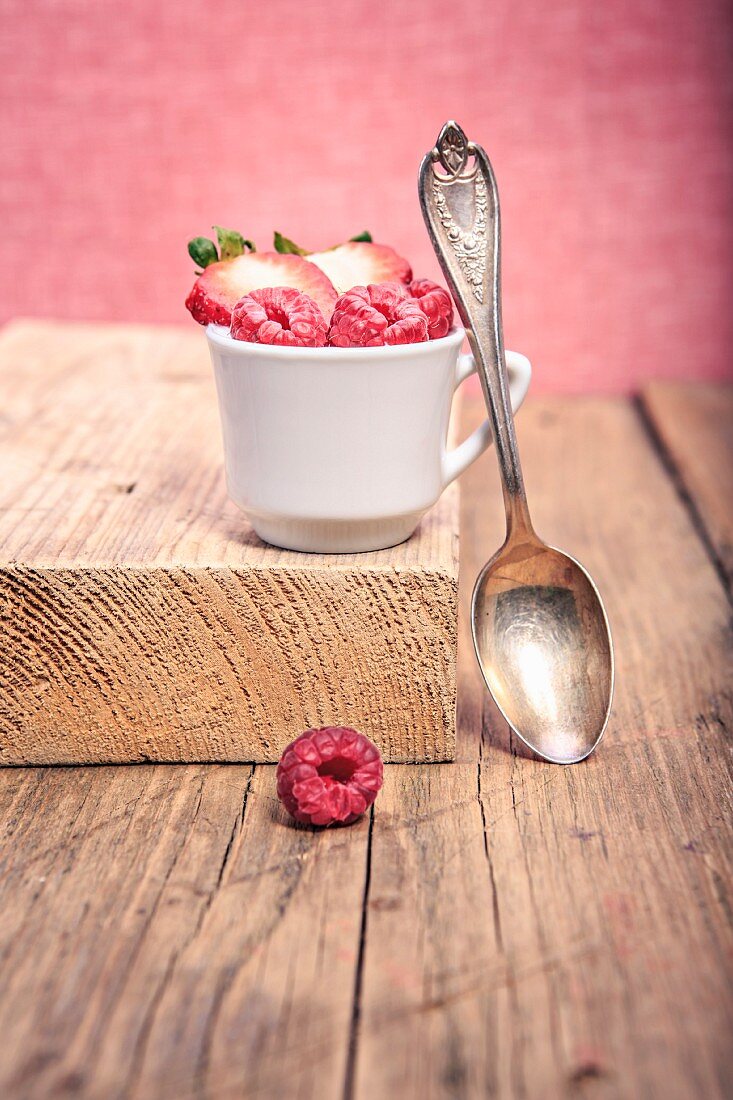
[419,122,533,538]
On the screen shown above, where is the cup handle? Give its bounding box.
[441,349,532,488]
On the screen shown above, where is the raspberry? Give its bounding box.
[409,279,454,339]
[276,727,384,827]
[327,283,428,347]
[230,286,328,347]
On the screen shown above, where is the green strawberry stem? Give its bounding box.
[189,225,372,271]
[273,230,373,255]
[214,226,255,260]
[188,227,256,271]
[273,231,308,255]
[188,237,218,269]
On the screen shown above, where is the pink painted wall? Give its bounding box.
[2,0,732,392]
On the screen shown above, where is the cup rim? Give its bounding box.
[206,321,466,360]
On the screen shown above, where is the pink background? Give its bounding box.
[2,0,732,392]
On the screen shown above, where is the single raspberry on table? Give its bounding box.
[230,287,328,347]
[327,283,428,348]
[409,278,454,339]
[276,727,384,827]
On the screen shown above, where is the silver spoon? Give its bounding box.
[419,121,614,764]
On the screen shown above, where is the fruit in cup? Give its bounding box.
[274,231,412,293]
[306,242,412,293]
[185,226,455,345]
[230,287,328,347]
[185,251,338,327]
[409,278,454,339]
[327,283,428,347]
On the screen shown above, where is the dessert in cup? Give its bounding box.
[185,227,531,553]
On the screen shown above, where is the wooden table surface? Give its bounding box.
[1,382,731,1100]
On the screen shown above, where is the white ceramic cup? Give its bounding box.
[206,325,531,553]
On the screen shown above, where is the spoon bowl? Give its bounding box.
[472,537,614,764]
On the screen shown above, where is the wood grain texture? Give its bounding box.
[0,319,459,763]
[0,390,730,1099]
[352,394,733,1099]
[0,765,369,1099]
[640,381,733,592]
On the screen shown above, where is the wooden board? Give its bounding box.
[0,319,459,764]
[0,386,731,1099]
[640,380,733,592]
[353,392,733,1098]
[0,765,368,1099]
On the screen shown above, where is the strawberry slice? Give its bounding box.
[185,252,338,326]
[306,242,412,294]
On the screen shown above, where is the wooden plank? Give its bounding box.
[351,394,733,1099]
[0,765,248,1096]
[640,381,733,591]
[0,319,458,764]
[117,766,369,1100]
[1,394,731,1099]
[0,764,369,1100]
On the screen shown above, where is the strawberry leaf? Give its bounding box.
[214,226,255,261]
[274,231,308,255]
[188,237,218,269]
[349,231,372,242]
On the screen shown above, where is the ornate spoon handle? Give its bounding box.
[419,121,533,538]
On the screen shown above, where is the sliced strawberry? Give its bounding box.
[307,242,412,294]
[185,252,338,326]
